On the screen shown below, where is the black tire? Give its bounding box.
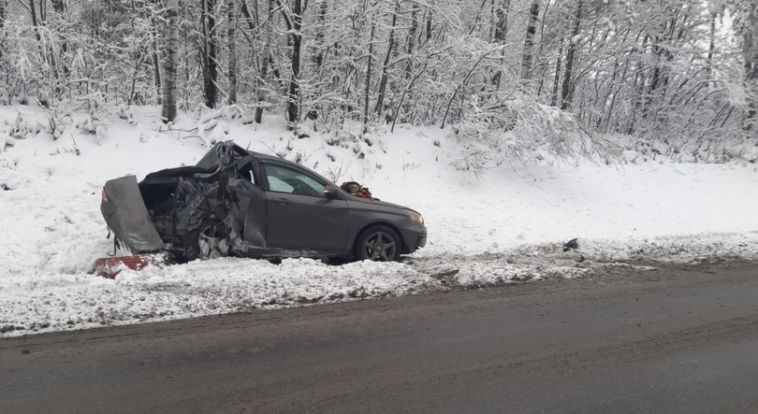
[354,225,403,262]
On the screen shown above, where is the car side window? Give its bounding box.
[263,163,326,198]
[268,175,293,193]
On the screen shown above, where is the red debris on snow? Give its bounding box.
[91,256,151,279]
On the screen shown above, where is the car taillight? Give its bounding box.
[101,187,109,203]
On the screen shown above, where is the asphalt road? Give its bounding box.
[2,261,758,414]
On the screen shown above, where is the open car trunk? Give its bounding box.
[101,175,166,254]
[101,142,267,261]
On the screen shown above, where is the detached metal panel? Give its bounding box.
[101,175,166,253]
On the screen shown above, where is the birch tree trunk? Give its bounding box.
[227,0,237,104]
[255,0,274,123]
[201,0,219,108]
[150,13,163,104]
[162,0,179,122]
[520,0,539,80]
[161,0,179,122]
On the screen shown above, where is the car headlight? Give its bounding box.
[408,211,424,225]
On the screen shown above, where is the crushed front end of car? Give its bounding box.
[99,141,266,264]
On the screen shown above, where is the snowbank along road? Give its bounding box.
[2,260,758,414]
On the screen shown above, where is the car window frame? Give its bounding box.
[260,161,329,199]
[236,156,264,187]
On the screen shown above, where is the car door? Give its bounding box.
[261,161,349,252]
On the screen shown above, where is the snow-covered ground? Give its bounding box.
[1,105,757,336]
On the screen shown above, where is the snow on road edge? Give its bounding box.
[2,232,758,337]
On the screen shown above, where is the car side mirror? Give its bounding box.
[324,185,339,200]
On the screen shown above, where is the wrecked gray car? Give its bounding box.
[100,141,426,262]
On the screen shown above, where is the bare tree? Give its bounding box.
[201,0,219,108]
[0,0,6,60]
[227,0,237,104]
[375,0,400,118]
[51,0,69,75]
[28,0,42,44]
[425,6,433,43]
[520,0,540,80]
[150,11,163,104]
[283,0,305,128]
[491,0,510,89]
[560,0,582,110]
[253,0,274,123]
[313,0,328,71]
[706,11,716,76]
[363,21,376,134]
[161,0,179,122]
[550,36,564,106]
[406,3,419,76]
[743,2,758,130]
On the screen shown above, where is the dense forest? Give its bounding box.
[0,0,756,153]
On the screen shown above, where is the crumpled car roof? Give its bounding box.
[195,142,251,169]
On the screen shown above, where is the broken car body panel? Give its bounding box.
[101,175,165,254]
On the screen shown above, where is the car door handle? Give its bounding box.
[271,197,291,205]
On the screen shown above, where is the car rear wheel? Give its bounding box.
[354,225,402,261]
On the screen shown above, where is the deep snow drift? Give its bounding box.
[1,105,757,336]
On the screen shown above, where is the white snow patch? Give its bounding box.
[0,258,434,335]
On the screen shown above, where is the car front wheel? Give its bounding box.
[354,225,402,261]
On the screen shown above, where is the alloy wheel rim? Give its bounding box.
[364,231,397,261]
